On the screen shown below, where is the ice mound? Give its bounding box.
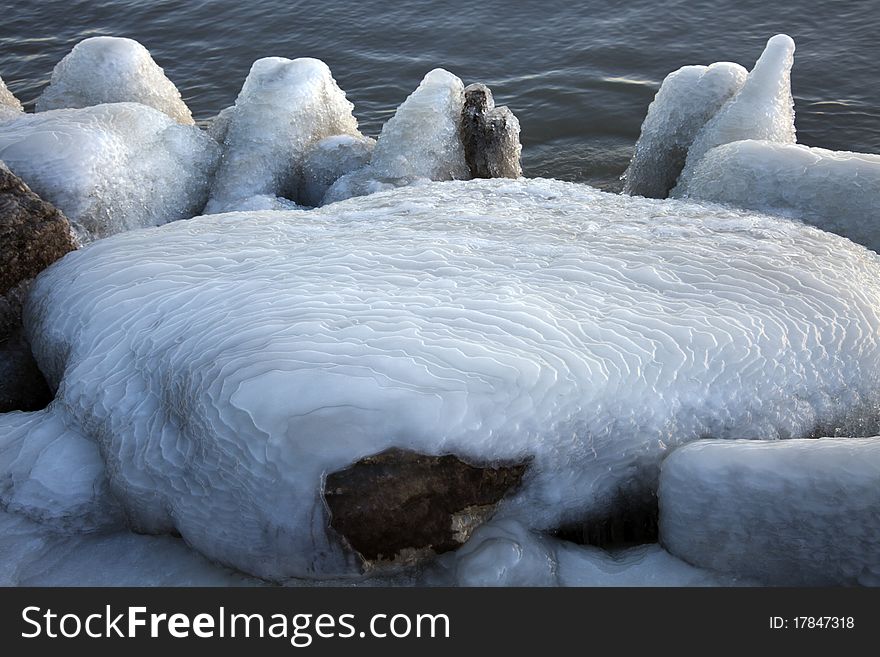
[15,178,880,580]
[299,134,376,207]
[205,57,360,214]
[0,102,220,241]
[681,140,880,253]
[35,37,193,125]
[659,438,880,586]
[674,34,796,193]
[0,76,23,121]
[323,69,468,204]
[438,519,741,586]
[622,63,747,198]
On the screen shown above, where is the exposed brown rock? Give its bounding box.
[324,448,528,563]
[460,83,522,179]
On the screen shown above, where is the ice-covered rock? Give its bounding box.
[205,57,360,214]
[14,178,880,580]
[622,63,747,198]
[674,34,796,193]
[441,519,743,586]
[299,134,375,207]
[323,69,468,204]
[0,76,24,121]
[460,83,522,179]
[35,37,193,125]
[677,140,880,253]
[659,438,880,586]
[0,102,220,241]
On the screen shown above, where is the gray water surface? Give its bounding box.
[1,0,877,189]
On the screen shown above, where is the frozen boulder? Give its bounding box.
[14,178,880,580]
[0,76,24,121]
[0,102,220,241]
[323,69,469,204]
[0,164,76,412]
[674,34,796,193]
[460,83,522,179]
[35,36,193,125]
[622,63,747,198]
[299,134,375,207]
[659,438,880,586]
[205,57,360,214]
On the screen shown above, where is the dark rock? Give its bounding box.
[460,83,523,179]
[324,448,528,563]
[553,493,659,548]
[1,164,76,411]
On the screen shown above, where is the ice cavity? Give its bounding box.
[674,34,796,193]
[659,438,880,586]
[16,178,880,580]
[0,76,23,121]
[681,140,880,253]
[437,519,742,586]
[622,63,747,198]
[204,57,360,214]
[323,68,469,204]
[35,36,194,125]
[0,102,219,241]
[299,134,375,207]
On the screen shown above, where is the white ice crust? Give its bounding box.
[0,102,219,241]
[0,76,24,121]
[323,69,469,204]
[622,63,747,198]
[205,57,360,214]
[12,178,880,580]
[677,140,880,253]
[35,37,194,125]
[674,35,796,193]
[659,438,880,586]
[300,134,376,207]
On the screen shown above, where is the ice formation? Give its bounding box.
[435,519,742,586]
[681,140,880,253]
[622,63,747,198]
[674,34,796,193]
[205,57,360,214]
[0,102,219,241]
[299,134,376,207]
[323,69,468,205]
[0,76,23,121]
[9,178,880,581]
[659,438,880,586]
[35,37,194,125]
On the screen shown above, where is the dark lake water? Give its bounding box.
[1,0,878,189]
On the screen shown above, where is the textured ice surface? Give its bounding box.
[0,103,219,241]
[300,134,375,207]
[622,63,747,198]
[35,37,193,124]
[660,438,880,586]
[205,57,360,214]
[16,178,880,580]
[323,69,468,204]
[438,519,741,586]
[0,76,23,121]
[680,140,880,253]
[674,35,796,193]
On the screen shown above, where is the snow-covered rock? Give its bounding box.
[205,57,360,214]
[0,76,24,121]
[35,37,194,125]
[299,134,375,207]
[13,178,880,580]
[323,69,469,204]
[674,34,796,193]
[677,140,880,253]
[622,63,747,198]
[659,438,880,586]
[0,102,220,241]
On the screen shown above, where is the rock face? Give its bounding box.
[0,164,76,411]
[460,83,522,179]
[324,448,528,563]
